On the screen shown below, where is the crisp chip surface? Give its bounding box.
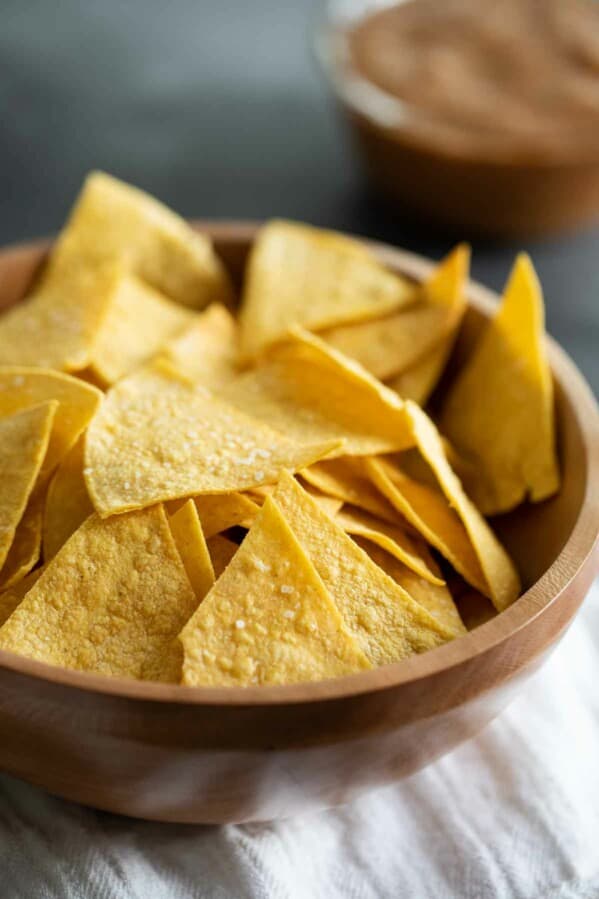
[355,537,466,637]
[193,492,260,538]
[158,303,239,387]
[88,272,193,385]
[43,171,232,310]
[301,457,399,524]
[0,506,199,682]
[0,402,56,571]
[238,220,413,358]
[440,254,559,514]
[272,472,454,665]
[222,328,413,458]
[168,500,215,602]
[0,487,45,589]
[43,437,93,560]
[0,566,45,627]
[180,497,372,686]
[0,367,102,478]
[85,363,340,516]
[322,245,468,382]
[336,505,445,585]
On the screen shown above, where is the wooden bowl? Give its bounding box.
[0,224,597,824]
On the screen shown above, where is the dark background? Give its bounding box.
[2,0,597,391]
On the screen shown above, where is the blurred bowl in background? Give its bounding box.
[316,0,599,238]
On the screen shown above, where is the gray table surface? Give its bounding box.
[2,0,597,392]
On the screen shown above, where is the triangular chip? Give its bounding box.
[272,473,454,665]
[321,246,469,382]
[404,402,520,611]
[157,303,239,387]
[193,493,260,538]
[0,488,45,589]
[85,362,340,517]
[207,534,239,578]
[0,565,45,628]
[168,500,215,602]
[0,262,120,372]
[387,341,451,406]
[301,457,399,524]
[0,368,102,478]
[238,220,413,358]
[335,505,445,586]
[354,537,466,638]
[87,272,193,385]
[43,437,94,560]
[0,506,199,682]
[0,402,56,571]
[180,497,371,686]
[247,482,343,518]
[41,171,233,310]
[222,328,413,458]
[440,254,559,514]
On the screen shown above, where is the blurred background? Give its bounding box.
[1,0,597,390]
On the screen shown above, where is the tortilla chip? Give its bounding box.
[0,262,120,372]
[180,497,372,686]
[0,566,45,627]
[301,457,399,524]
[0,402,56,571]
[440,254,559,514]
[404,402,521,611]
[88,272,193,385]
[85,362,340,517]
[387,343,449,406]
[41,171,233,310]
[355,538,466,637]
[272,473,454,665]
[335,505,445,586]
[43,437,94,560]
[238,220,413,358]
[168,500,215,601]
[222,328,413,458]
[0,368,102,478]
[0,488,45,589]
[321,245,469,381]
[207,534,238,578]
[158,303,239,387]
[193,492,260,538]
[0,506,199,682]
[297,484,344,518]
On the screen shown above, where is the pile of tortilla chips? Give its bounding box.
[0,173,560,687]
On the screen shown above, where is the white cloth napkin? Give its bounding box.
[1,581,598,899]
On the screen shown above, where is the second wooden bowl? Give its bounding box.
[0,224,596,823]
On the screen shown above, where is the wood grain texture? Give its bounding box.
[0,225,596,823]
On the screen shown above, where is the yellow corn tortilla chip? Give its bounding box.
[41,171,233,310]
[440,254,559,514]
[0,566,45,627]
[239,219,413,359]
[168,500,215,602]
[193,492,260,538]
[404,402,521,611]
[387,343,449,406]
[354,537,466,637]
[367,456,489,597]
[272,472,454,665]
[222,328,413,458]
[248,481,343,518]
[0,367,102,478]
[321,245,469,382]
[43,437,93,560]
[207,534,239,578]
[335,505,445,586]
[88,272,193,386]
[0,506,199,682]
[180,497,372,686]
[0,402,56,571]
[301,457,399,524]
[158,303,239,387]
[0,262,120,372]
[0,488,45,589]
[85,362,340,517]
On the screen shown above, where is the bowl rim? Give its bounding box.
[0,221,597,707]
